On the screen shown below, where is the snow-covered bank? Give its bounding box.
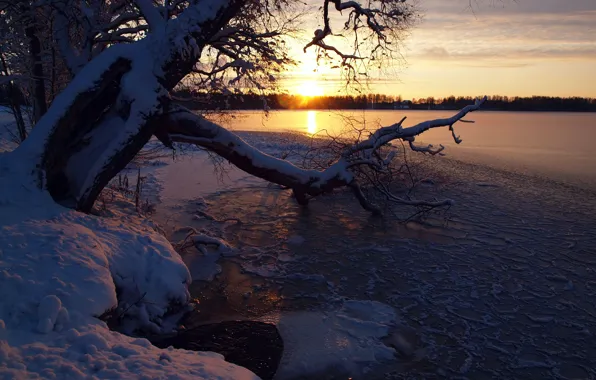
[0,149,259,379]
[3,117,595,379]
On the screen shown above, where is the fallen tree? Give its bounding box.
[2,0,485,214]
[165,99,485,213]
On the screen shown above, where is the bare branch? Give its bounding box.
[344,96,487,157]
[405,138,445,155]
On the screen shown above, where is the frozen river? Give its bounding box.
[148,111,596,379]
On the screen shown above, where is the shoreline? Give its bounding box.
[190,107,596,113]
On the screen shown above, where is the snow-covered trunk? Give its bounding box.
[12,0,245,212]
[163,99,485,213]
[39,57,134,207]
[166,108,355,196]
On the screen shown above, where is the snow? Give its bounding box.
[0,324,258,379]
[37,295,67,334]
[11,43,133,172]
[135,0,166,30]
[0,137,259,378]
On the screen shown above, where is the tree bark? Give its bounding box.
[25,16,48,123]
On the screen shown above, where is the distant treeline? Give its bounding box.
[173,91,596,112]
[426,95,596,112]
[3,87,595,112]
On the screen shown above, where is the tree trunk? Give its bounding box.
[15,0,246,213]
[163,107,382,214]
[25,16,48,123]
[0,51,28,142]
[41,57,134,207]
[12,0,473,215]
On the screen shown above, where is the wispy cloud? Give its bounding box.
[415,44,596,63]
[286,0,596,96]
[405,3,596,67]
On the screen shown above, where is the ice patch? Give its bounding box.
[242,263,281,278]
[277,253,294,262]
[287,235,305,245]
[283,273,326,283]
[184,250,222,282]
[267,300,398,379]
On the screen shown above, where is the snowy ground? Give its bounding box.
[2,112,596,379]
[0,116,259,379]
[146,132,596,379]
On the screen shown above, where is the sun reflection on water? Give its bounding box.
[306,110,317,135]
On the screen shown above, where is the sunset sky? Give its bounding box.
[283,0,596,98]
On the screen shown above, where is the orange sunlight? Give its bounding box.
[296,80,325,97]
[306,110,317,135]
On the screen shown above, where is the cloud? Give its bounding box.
[297,0,596,64]
[414,44,596,64]
[403,3,596,66]
[418,0,596,16]
[420,9,596,35]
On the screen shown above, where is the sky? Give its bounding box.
[281,0,596,98]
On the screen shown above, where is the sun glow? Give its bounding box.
[296,81,324,97]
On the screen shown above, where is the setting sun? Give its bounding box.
[296,81,324,97]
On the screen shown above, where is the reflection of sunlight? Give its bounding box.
[307,111,317,134]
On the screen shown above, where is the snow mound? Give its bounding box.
[0,151,258,379]
[0,191,191,335]
[268,300,398,379]
[0,323,257,379]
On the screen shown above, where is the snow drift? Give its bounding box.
[0,149,258,379]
